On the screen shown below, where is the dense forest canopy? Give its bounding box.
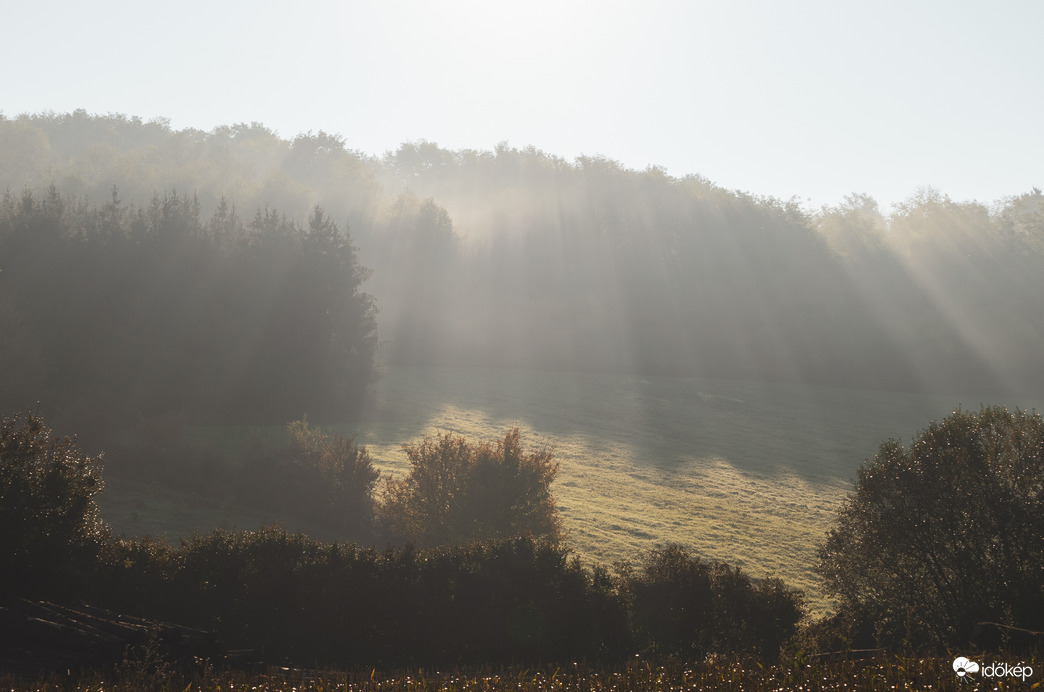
[2,109,1044,432]
[0,187,377,428]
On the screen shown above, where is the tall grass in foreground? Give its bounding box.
[4,657,1035,691]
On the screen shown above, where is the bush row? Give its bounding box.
[88,529,801,667]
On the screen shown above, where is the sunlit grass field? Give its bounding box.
[99,365,1043,613]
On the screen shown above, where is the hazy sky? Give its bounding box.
[3,0,1040,210]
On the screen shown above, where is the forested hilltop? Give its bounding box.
[3,110,1044,425]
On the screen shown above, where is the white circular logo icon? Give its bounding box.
[953,657,980,678]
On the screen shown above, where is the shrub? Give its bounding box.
[627,544,804,661]
[420,536,629,664]
[95,528,625,667]
[286,417,379,535]
[0,411,107,598]
[234,419,379,541]
[88,533,798,666]
[380,427,562,547]
[93,536,179,615]
[817,405,1044,650]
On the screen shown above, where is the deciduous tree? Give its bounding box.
[817,406,1044,649]
[381,428,561,546]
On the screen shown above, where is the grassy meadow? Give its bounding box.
[98,365,1043,613]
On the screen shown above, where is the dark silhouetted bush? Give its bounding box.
[0,411,107,598]
[91,531,800,667]
[286,417,379,534]
[232,419,379,542]
[627,544,804,661]
[94,528,629,667]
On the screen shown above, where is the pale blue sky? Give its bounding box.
[2,0,1040,210]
